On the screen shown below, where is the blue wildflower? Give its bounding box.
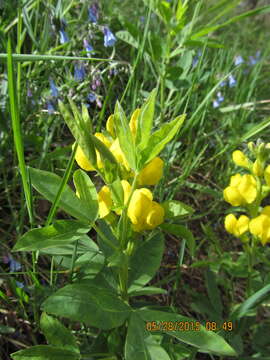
[88,3,99,23]
[88,93,96,103]
[234,55,244,66]
[74,64,86,82]
[8,256,21,272]
[219,80,226,87]
[49,79,59,97]
[103,26,116,47]
[212,91,224,108]
[228,74,236,87]
[213,99,220,108]
[217,91,224,103]
[47,101,55,114]
[16,281,25,288]
[59,29,69,44]
[248,51,261,66]
[83,39,94,56]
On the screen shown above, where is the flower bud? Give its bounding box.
[232,150,249,168]
[129,108,140,137]
[253,159,264,176]
[145,201,165,229]
[224,214,249,237]
[98,186,112,218]
[127,188,153,225]
[106,114,116,138]
[138,157,164,186]
[249,213,270,245]
[74,144,95,171]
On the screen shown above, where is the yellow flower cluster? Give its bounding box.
[223,173,257,206]
[97,180,164,232]
[74,109,165,232]
[224,147,270,245]
[74,109,164,185]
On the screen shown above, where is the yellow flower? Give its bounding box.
[232,150,249,168]
[145,201,165,230]
[106,115,115,138]
[264,165,270,186]
[74,145,95,171]
[129,108,140,137]
[94,132,112,169]
[127,188,153,225]
[249,212,270,245]
[253,160,264,176]
[127,188,164,232]
[121,180,131,205]
[110,138,130,171]
[98,186,112,218]
[137,157,164,186]
[224,214,249,237]
[223,174,257,206]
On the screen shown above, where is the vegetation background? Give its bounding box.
[1,0,270,359]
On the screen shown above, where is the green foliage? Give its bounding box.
[29,167,98,223]
[12,220,91,252]
[41,281,131,330]
[11,346,80,360]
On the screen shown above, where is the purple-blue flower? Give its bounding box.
[16,281,25,288]
[213,99,220,108]
[59,29,69,44]
[88,93,96,103]
[212,91,224,108]
[83,39,94,56]
[49,79,59,97]
[47,101,55,114]
[192,49,202,68]
[103,26,116,47]
[234,55,244,66]
[6,255,22,272]
[88,3,99,23]
[248,51,261,66]
[74,64,86,82]
[228,74,236,87]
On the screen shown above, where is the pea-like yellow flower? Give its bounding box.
[121,180,131,205]
[137,157,164,186]
[73,133,111,171]
[253,159,264,176]
[264,165,270,186]
[232,150,249,168]
[127,188,164,232]
[129,108,140,137]
[223,174,257,206]
[249,208,270,245]
[224,214,249,237]
[110,138,130,171]
[74,145,95,171]
[98,186,112,218]
[106,114,115,138]
[145,201,165,230]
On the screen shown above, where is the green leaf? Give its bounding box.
[231,284,270,320]
[128,286,167,297]
[29,167,95,223]
[75,249,104,279]
[116,30,139,49]
[139,114,186,166]
[114,101,137,170]
[110,179,124,209]
[11,345,80,360]
[138,309,237,356]
[73,169,99,220]
[125,312,152,360]
[128,232,164,288]
[96,219,119,258]
[13,220,90,252]
[41,281,130,330]
[161,200,194,218]
[205,269,223,318]
[58,100,96,166]
[161,223,195,257]
[136,89,157,149]
[40,235,96,255]
[40,313,79,353]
